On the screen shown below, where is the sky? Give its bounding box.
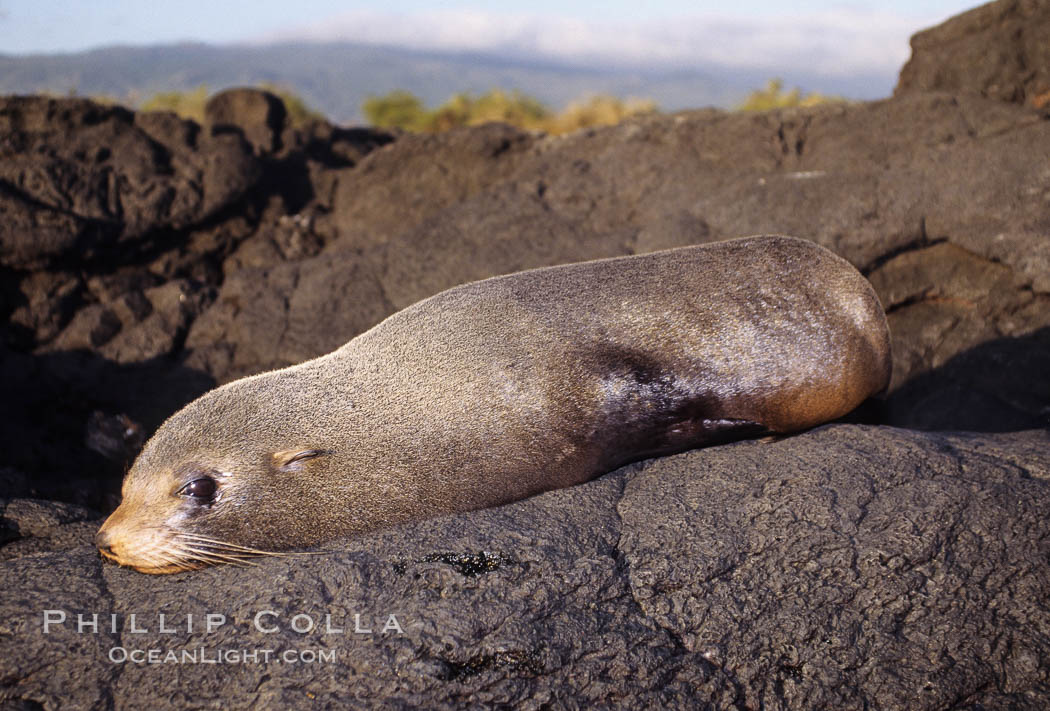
[0,1,978,76]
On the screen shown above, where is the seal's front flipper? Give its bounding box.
[690,418,770,447]
[629,417,770,461]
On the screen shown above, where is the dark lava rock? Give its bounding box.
[0,343,216,507]
[0,96,260,269]
[183,251,391,381]
[83,411,146,464]
[205,87,287,156]
[896,0,1050,108]
[0,497,99,559]
[359,92,1049,310]
[185,91,1050,385]
[0,426,1047,709]
[3,89,1049,506]
[6,83,1048,442]
[0,94,392,505]
[1,93,1048,503]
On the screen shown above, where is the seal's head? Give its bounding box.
[95,369,347,574]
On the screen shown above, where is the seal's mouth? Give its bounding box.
[98,546,207,574]
[96,528,286,575]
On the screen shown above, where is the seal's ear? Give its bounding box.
[273,449,331,470]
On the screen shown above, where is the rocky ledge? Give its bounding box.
[1,0,1049,708]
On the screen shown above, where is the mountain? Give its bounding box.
[0,41,896,123]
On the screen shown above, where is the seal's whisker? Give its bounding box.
[177,532,258,547]
[175,551,239,569]
[182,541,322,558]
[161,546,198,569]
[176,533,289,557]
[171,541,249,565]
[182,547,259,567]
[153,551,180,567]
[195,551,257,564]
[145,545,175,566]
[152,549,193,573]
[175,540,261,566]
[174,533,270,550]
[176,534,275,553]
[193,555,254,569]
[162,542,213,567]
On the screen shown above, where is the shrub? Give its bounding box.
[139,85,323,127]
[140,85,210,123]
[361,89,428,131]
[737,79,845,112]
[547,95,657,134]
[362,89,657,134]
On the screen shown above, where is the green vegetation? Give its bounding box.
[360,90,427,131]
[121,78,840,133]
[362,89,657,134]
[736,78,845,112]
[549,95,658,134]
[140,85,210,122]
[360,80,843,134]
[137,84,324,126]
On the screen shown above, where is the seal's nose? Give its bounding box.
[95,527,113,555]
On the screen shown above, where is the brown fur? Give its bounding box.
[96,235,891,573]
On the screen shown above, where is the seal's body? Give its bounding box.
[97,236,891,573]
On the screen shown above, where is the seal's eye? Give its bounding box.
[178,477,217,503]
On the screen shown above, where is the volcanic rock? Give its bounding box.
[896,0,1050,108]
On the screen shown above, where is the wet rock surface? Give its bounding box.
[2,4,1050,707]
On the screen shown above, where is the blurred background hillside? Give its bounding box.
[0,1,973,126]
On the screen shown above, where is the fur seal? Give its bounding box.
[96,235,891,573]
